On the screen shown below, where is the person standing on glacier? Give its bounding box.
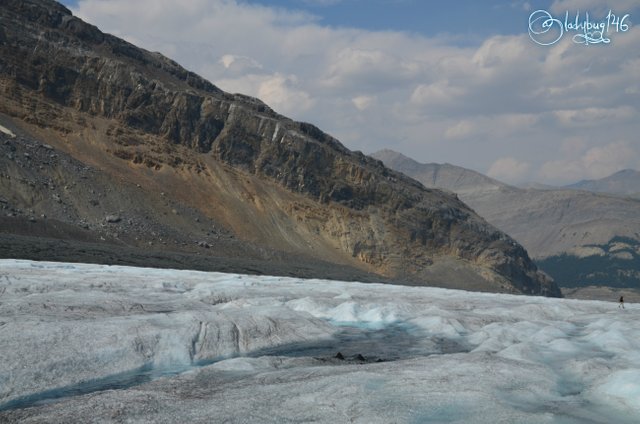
[619,296,625,309]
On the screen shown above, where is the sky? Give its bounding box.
[58,0,640,185]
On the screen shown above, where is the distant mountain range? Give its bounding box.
[372,150,507,196]
[0,0,559,296]
[372,150,640,289]
[565,169,640,197]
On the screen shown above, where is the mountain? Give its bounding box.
[372,150,640,289]
[372,149,506,196]
[0,0,558,296]
[566,169,640,196]
[518,182,559,190]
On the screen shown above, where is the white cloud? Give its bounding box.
[71,0,640,185]
[444,114,538,141]
[219,55,263,74]
[488,158,532,183]
[410,81,466,109]
[444,120,474,140]
[554,106,636,127]
[352,95,375,111]
[582,142,639,176]
[321,47,422,91]
[560,137,588,156]
[257,74,315,115]
[538,141,640,184]
[216,73,314,115]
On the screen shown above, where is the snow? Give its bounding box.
[0,259,639,423]
[0,124,15,138]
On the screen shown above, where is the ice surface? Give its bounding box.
[0,259,639,423]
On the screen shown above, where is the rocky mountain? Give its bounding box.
[0,0,559,296]
[372,150,640,289]
[566,169,640,196]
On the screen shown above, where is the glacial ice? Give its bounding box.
[0,259,639,423]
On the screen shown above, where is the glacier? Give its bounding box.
[0,259,638,423]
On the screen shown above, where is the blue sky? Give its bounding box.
[61,0,640,185]
[61,0,544,39]
[245,0,540,39]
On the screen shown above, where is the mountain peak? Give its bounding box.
[371,149,509,195]
[566,169,640,195]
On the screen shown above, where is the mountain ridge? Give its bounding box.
[372,149,640,288]
[371,149,509,195]
[566,169,640,196]
[0,0,559,295]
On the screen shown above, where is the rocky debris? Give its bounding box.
[105,215,121,224]
[0,128,303,268]
[327,352,379,364]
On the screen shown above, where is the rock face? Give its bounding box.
[372,150,640,289]
[0,0,559,296]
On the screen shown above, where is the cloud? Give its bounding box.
[487,158,531,183]
[538,141,640,183]
[71,0,640,185]
[410,81,466,110]
[217,73,315,115]
[321,47,422,91]
[257,74,315,115]
[560,137,588,156]
[444,120,474,140]
[219,55,263,74]
[554,106,636,127]
[444,114,539,141]
[352,95,375,111]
